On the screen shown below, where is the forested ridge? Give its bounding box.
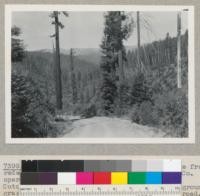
[11,11,188,138]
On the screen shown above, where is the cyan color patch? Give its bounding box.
[146,172,162,184]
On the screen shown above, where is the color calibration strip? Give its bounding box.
[21,160,181,185]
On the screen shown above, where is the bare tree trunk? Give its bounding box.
[177,11,182,88]
[137,11,141,71]
[54,11,63,110]
[70,48,76,105]
[118,50,125,83]
[52,40,57,99]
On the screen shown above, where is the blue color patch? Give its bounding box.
[146,172,162,184]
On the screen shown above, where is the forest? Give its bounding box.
[11,11,188,138]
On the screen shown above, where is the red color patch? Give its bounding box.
[93,172,111,184]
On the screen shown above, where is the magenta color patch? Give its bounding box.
[76,172,93,184]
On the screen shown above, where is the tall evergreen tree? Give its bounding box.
[100,11,133,115]
[11,26,25,62]
[50,11,68,110]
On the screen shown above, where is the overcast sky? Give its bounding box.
[12,11,188,51]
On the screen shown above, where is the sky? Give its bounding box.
[12,11,188,51]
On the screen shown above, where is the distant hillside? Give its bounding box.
[30,46,136,67]
[32,48,101,66]
[23,50,100,74]
[74,48,101,66]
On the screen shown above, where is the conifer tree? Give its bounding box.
[131,72,151,105]
[11,26,25,62]
[100,11,133,115]
[50,11,68,110]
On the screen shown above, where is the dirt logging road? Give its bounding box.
[63,117,166,138]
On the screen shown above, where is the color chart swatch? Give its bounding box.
[21,160,182,185]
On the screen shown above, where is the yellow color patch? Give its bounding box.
[111,172,128,184]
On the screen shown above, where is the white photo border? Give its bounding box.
[5,4,195,144]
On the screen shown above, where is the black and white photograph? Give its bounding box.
[5,5,195,143]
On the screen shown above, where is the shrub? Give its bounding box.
[130,104,141,124]
[138,101,158,126]
[130,72,152,105]
[130,89,188,137]
[130,101,158,126]
[115,82,131,116]
[12,72,57,137]
[153,90,188,137]
[81,104,97,118]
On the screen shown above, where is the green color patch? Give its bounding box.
[128,172,146,184]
